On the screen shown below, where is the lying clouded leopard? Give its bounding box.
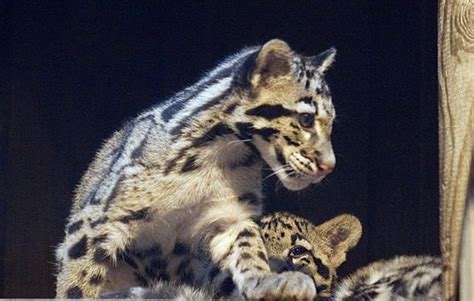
[333,255,441,300]
[55,39,337,299]
[100,212,362,299]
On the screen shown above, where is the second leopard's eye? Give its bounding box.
[289,245,309,258]
[298,113,315,128]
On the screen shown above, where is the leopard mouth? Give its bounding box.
[273,153,328,189]
[255,137,328,190]
[288,153,327,179]
[275,168,313,191]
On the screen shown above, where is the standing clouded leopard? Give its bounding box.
[55,39,337,299]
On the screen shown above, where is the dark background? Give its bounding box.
[1,1,439,297]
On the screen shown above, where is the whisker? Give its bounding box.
[263,165,292,181]
[226,138,252,147]
[274,180,285,193]
[266,164,291,173]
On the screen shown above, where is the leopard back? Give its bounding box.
[333,256,441,300]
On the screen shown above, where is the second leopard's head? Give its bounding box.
[260,212,362,296]
[233,39,336,191]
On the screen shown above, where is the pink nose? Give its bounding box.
[318,164,334,175]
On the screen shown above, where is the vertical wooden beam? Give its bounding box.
[438,0,474,299]
[460,169,473,301]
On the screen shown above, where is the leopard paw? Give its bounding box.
[242,271,316,300]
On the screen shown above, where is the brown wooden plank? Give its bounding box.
[438,0,474,299]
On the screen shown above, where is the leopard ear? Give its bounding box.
[312,214,362,268]
[250,39,292,87]
[310,47,336,75]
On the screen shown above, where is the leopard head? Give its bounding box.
[236,39,336,191]
[260,212,362,296]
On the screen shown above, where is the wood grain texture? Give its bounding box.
[460,179,473,301]
[438,0,474,299]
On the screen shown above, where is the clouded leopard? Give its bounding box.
[55,39,337,299]
[333,255,441,300]
[100,212,362,299]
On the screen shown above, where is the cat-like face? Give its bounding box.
[241,39,336,191]
[260,213,362,296]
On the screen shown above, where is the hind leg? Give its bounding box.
[55,221,137,298]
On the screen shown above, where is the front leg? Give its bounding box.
[199,201,316,299]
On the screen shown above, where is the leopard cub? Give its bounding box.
[333,255,441,300]
[100,212,362,299]
[260,212,362,297]
[55,39,337,299]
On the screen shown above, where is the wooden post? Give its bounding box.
[438,0,474,300]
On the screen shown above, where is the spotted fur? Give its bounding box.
[260,212,362,297]
[333,256,442,300]
[55,39,337,299]
[100,282,213,300]
[99,212,362,299]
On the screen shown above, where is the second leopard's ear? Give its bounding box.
[311,214,362,268]
[250,39,293,88]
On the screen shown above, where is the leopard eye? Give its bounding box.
[298,113,315,128]
[289,245,309,258]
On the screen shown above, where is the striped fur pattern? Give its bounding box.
[333,256,442,300]
[55,39,337,299]
[99,212,362,299]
